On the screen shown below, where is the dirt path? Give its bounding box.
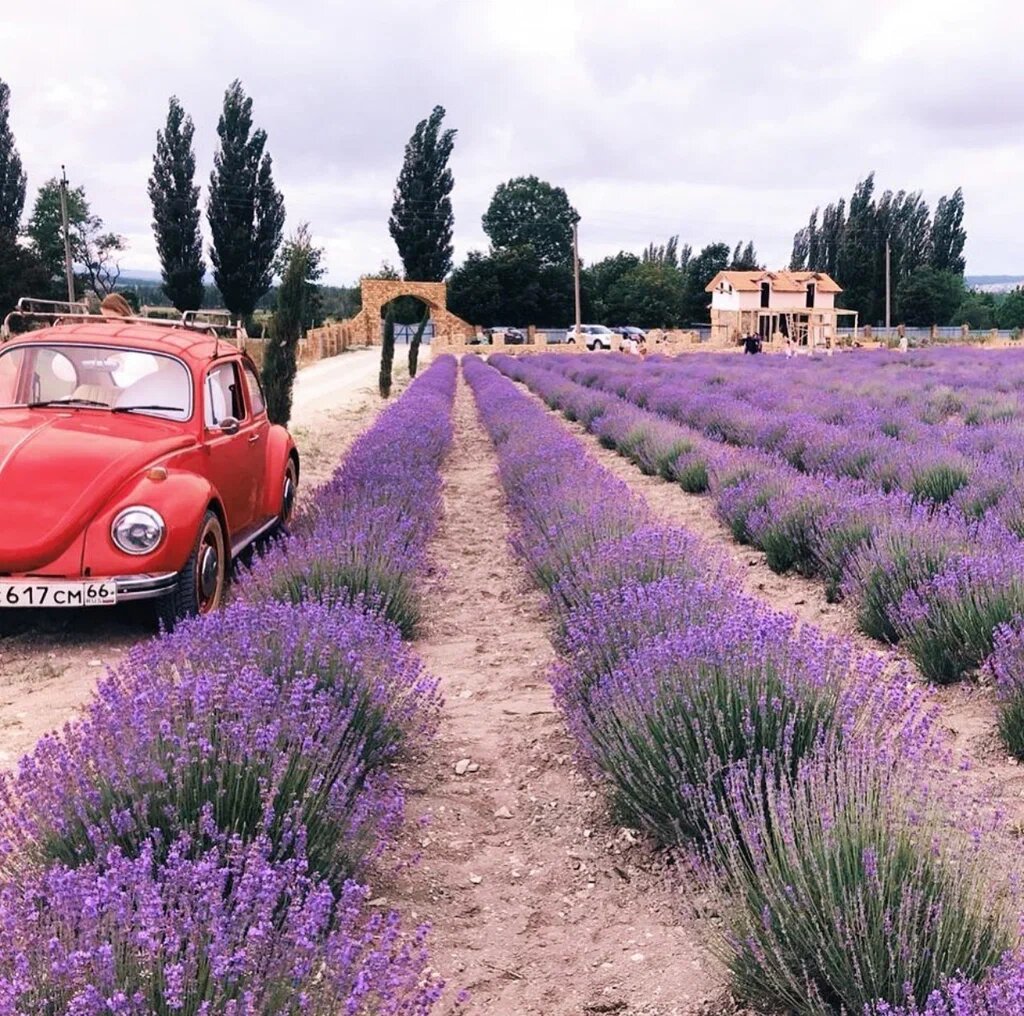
[0,355,399,769]
[520,385,1024,833]
[393,377,724,1016]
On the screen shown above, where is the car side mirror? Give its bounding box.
[217,416,240,435]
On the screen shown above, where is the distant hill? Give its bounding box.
[967,275,1024,293]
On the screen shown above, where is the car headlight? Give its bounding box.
[111,506,166,555]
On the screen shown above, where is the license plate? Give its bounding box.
[0,580,118,608]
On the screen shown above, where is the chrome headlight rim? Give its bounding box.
[111,506,166,556]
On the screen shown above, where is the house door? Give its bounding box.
[760,282,770,308]
[806,283,816,308]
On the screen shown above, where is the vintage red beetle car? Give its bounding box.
[0,303,298,627]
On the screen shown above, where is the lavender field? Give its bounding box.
[7,347,1024,1014]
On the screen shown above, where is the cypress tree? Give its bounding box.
[389,106,457,281]
[262,224,323,425]
[208,80,285,321]
[379,305,396,398]
[0,78,25,240]
[149,97,205,311]
[408,307,429,378]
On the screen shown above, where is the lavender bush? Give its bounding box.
[987,619,1024,759]
[699,745,1012,1016]
[0,835,442,1015]
[242,356,457,636]
[1,600,438,889]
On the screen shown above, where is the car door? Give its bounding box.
[240,360,272,525]
[203,360,262,544]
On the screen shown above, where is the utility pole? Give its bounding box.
[572,219,582,340]
[59,166,75,305]
[884,237,891,332]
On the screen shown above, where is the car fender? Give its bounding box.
[261,425,298,517]
[81,470,218,577]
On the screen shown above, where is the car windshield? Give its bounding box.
[0,344,191,421]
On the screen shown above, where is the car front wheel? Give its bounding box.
[153,509,227,630]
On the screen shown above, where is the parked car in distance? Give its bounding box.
[565,324,619,350]
[0,302,299,630]
[616,326,647,341]
[485,326,526,345]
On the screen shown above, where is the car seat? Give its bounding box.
[114,371,188,419]
[70,383,115,406]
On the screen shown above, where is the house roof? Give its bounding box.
[705,270,843,294]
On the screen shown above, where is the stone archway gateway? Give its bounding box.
[347,278,474,345]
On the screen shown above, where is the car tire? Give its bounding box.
[277,458,299,534]
[153,510,227,631]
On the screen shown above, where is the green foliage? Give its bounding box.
[996,287,1024,330]
[790,173,967,325]
[408,308,429,378]
[930,187,966,275]
[680,242,731,324]
[447,246,572,325]
[148,96,205,312]
[482,175,579,268]
[208,80,285,320]
[263,224,324,425]
[26,178,126,298]
[388,105,456,281]
[0,79,26,240]
[953,290,996,329]
[896,268,966,326]
[998,691,1024,760]
[379,305,395,398]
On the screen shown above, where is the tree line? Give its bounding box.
[0,77,321,423]
[789,173,980,327]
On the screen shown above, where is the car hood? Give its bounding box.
[0,410,194,572]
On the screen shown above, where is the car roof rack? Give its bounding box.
[1,297,249,351]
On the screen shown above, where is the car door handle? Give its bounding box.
[248,434,261,444]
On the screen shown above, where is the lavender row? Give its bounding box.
[463,355,1015,1016]
[0,361,459,1012]
[244,355,458,636]
[495,352,1024,725]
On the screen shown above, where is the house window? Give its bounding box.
[806,283,816,308]
[760,282,770,308]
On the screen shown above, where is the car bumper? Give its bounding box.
[114,572,179,602]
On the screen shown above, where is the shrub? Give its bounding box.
[907,458,971,506]
[747,480,838,576]
[0,601,438,888]
[986,618,1024,759]
[573,612,855,847]
[894,543,1024,684]
[842,514,964,643]
[0,836,442,1014]
[701,746,1012,1016]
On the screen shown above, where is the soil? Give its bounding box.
[392,378,728,1016]
[0,355,399,769]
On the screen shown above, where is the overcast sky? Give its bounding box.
[2,0,1021,284]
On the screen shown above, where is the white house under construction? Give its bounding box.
[705,270,858,348]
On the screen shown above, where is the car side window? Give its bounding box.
[242,363,266,416]
[205,362,246,427]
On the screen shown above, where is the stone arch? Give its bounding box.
[346,278,474,345]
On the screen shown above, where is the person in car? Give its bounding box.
[100,293,134,318]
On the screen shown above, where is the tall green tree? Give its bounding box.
[0,79,25,240]
[208,80,286,321]
[26,179,125,298]
[388,105,456,281]
[680,242,730,324]
[930,187,966,275]
[482,176,579,268]
[997,288,1024,330]
[262,223,324,425]
[149,96,205,311]
[729,240,760,270]
[379,304,396,398]
[895,268,965,325]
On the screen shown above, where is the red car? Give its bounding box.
[0,307,298,628]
